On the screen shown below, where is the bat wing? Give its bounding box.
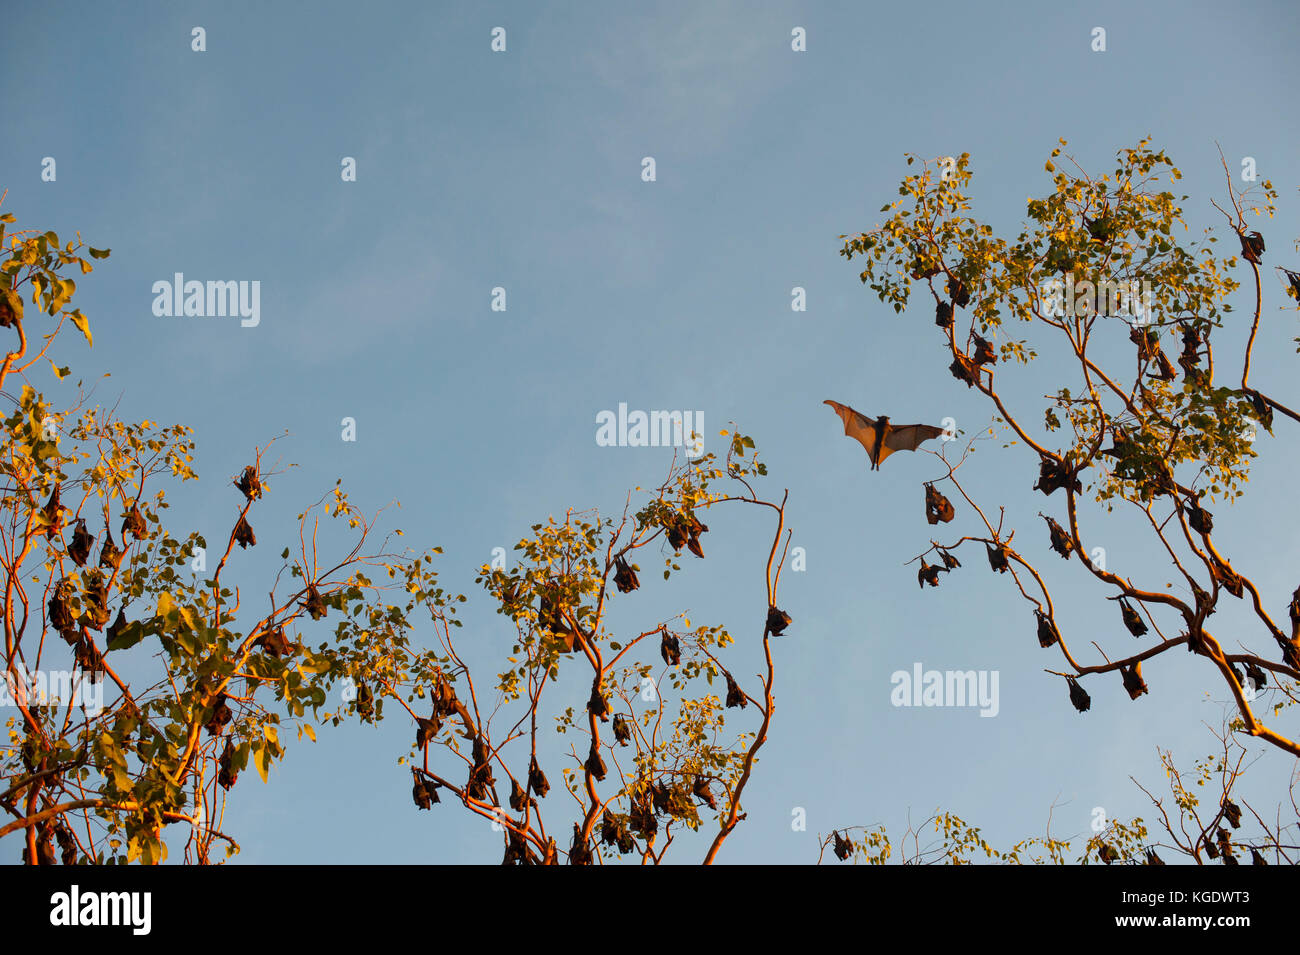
[882,424,945,457]
[824,400,884,465]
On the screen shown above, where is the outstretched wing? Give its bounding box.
[883,424,945,457]
[823,399,883,465]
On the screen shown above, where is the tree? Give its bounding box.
[0,202,424,863]
[371,435,792,864]
[827,139,1300,863]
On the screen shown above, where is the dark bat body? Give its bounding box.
[824,401,944,471]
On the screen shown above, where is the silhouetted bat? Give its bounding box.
[1217,827,1237,864]
[233,515,256,549]
[1250,847,1267,865]
[68,519,92,566]
[660,629,681,665]
[1035,611,1059,648]
[40,485,64,540]
[724,670,746,708]
[48,579,76,632]
[587,684,611,722]
[949,353,980,388]
[692,776,716,810]
[509,778,528,812]
[467,736,495,799]
[1204,834,1219,859]
[939,549,961,570]
[1067,677,1090,713]
[986,542,1010,573]
[935,301,954,329]
[1179,325,1202,373]
[1222,798,1241,829]
[98,528,121,570]
[528,756,550,798]
[824,401,944,470]
[1111,597,1147,637]
[1246,388,1273,432]
[1098,843,1119,865]
[217,741,238,790]
[629,792,657,837]
[569,823,593,866]
[1244,661,1266,690]
[766,605,792,636]
[234,465,262,501]
[415,717,437,749]
[121,501,146,539]
[204,692,232,737]
[925,483,955,524]
[1121,661,1148,700]
[106,608,128,644]
[971,333,997,366]
[1145,848,1165,865]
[1187,499,1213,535]
[1239,231,1264,264]
[1042,514,1074,558]
[947,276,970,308]
[1210,557,1244,599]
[685,512,708,558]
[584,741,606,781]
[412,770,439,810]
[917,559,945,588]
[1033,456,1081,496]
[614,555,639,593]
[254,626,292,658]
[355,681,373,721]
[82,570,110,630]
[302,584,327,620]
[833,831,852,861]
[613,713,632,746]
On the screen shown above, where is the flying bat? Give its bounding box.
[824,401,944,471]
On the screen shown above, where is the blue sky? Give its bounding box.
[3,0,1299,863]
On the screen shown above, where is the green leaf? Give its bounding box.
[88,247,111,259]
[69,309,92,347]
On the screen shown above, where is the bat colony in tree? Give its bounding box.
[828,139,1300,864]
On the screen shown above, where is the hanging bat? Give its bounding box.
[1121,661,1148,700]
[724,670,746,708]
[971,333,997,366]
[824,401,945,471]
[1035,610,1059,648]
[1222,798,1242,829]
[1033,455,1081,496]
[1250,847,1268,865]
[833,831,853,861]
[613,713,632,746]
[1066,676,1090,713]
[528,756,550,798]
[1111,596,1148,637]
[935,301,954,329]
[1209,556,1243,599]
[660,628,681,665]
[233,515,256,549]
[1041,514,1074,559]
[1239,231,1264,264]
[766,605,792,636]
[614,555,639,593]
[924,483,955,524]
[1145,848,1165,866]
[234,465,262,501]
[584,741,607,781]
[1284,268,1300,301]
[68,519,93,566]
[509,778,528,812]
[917,559,946,588]
[587,684,611,722]
[947,276,970,308]
[939,549,961,570]
[692,776,717,810]
[949,354,981,388]
[986,542,1010,573]
[1187,498,1213,535]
